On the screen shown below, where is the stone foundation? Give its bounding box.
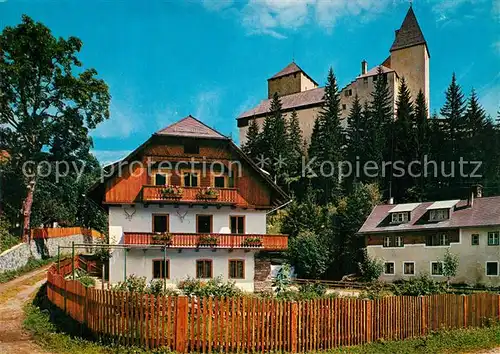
[253,257,272,293]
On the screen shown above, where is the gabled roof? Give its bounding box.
[358,196,500,234]
[357,65,395,79]
[390,6,428,54]
[269,62,319,86]
[156,115,227,139]
[238,87,325,119]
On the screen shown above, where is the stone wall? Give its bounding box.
[253,257,272,293]
[0,233,96,272]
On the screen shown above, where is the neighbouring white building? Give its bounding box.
[358,185,500,287]
[89,116,289,292]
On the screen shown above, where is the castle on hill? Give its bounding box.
[237,6,430,145]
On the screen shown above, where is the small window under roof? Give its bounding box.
[389,203,420,213]
[426,200,460,210]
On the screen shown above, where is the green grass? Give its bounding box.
[24,301,500,354]
[0,257,55,283]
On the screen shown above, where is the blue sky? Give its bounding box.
[1,0,499,164]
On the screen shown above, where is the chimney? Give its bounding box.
[467,184,484,208]
[388,197,394,205]
[361,60,368,75]
[395,29,399,38]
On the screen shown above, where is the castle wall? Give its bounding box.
[300,73,317,92]
[267,74,302,99]
[389,44,430,112]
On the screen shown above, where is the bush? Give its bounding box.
[112,274,147,293]
[358,250,384,282]
[392,274,447,296]
[273,263,292,296]
[359,281,392,300]
[177,276,241,297]
[0,216,20,253]
[298,282,327,299]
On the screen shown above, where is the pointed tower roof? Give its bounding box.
[155,115,227,139]
[269,62,318,85]
[390,7,428,54]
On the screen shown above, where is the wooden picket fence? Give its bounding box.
[46,261,500,352]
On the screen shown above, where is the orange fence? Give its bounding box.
[31,227,105,239]
[46,264,500,352]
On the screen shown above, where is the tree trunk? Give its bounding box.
[22,178,36,242]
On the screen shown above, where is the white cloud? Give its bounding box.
[201,0,398,38]
[430,0,489,26]
[493,41,500,56]
[91,149,131,165]
[193,89,221,121]
[92,101,143,139]
[477,72,500,119]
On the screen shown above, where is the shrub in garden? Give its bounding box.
[358,250,384,282]
[112,274,147,293]
[298,282,327,299]
[177,276,241,297]
[392,274,446,296]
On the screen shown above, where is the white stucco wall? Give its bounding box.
[109,204,266,239]
[109,248,256,292]
[367,227,500,286]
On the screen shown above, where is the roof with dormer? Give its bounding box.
[156,115,227,139]
[358,196,500,234]
[390,6,428,54]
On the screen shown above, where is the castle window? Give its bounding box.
[348,89,352,96]
[344,91,349,97]
[363,77,368,84]
[342,104,347,110]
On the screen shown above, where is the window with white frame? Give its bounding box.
[384,236,392,247]
[486,262,499,276]
[384,262,395,275]
[383,235,404,248]
[391,212,409,224]
[431,262,443,275]
[395,236,404,247]
[487,231,499,246]
[429,209,449,221]
[427,233,449,246]
[403,262,415,275]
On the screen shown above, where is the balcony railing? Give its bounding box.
[142,186,240,205]
[123,232,288,250]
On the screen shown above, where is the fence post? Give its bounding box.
[175,296,189,353]
[366,300,372,342]
[463,295,468,328]
[63,277,67,313]
[290,301,298,353]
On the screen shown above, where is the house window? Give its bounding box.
[486,262,499,276]
[384,262,395,275]
[196,215,213,233]
[383,235,403,247]
[152,214,169,233]
[429,209,449,221]
[228,260,245,279]
[230,216,245,234]
[183,172,199,187]
[427,233,450,246]
[214,176,226,188]
[184,143,199,154]
[391,212,409,224]
[403,262,415,275]
[342,104,347,110]
[431,262,443,276]
[487,231,499,246]
[196,260,213,278]
[152,259,169,279]
[154,172,168,186]
[471,234,480,246]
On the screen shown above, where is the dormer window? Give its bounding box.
[429,209,449,222]
[391,212,409,224]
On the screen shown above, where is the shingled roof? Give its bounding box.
[156,115,227,139]
[358,196,500,234]
[269,62,319,86]
[238,87,325,119]
[390,7,428,54]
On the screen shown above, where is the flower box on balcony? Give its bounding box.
[152,232,173,245]
[160,186,183,199]
[241,237,263,248]
[197,235,218,247]
[196,187,219,200]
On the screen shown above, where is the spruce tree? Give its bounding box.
[308,67,343,203]
[463,89,487,183]
[344,94,365,191]
[241,118,261,161]
[413,90,429,200]
[392,77,415,201]
[286,109,304,178]
[260,92,288,185]
[367,66,393,194]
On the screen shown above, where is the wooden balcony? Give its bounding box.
[142,185,241,205]
[123,233,288,250]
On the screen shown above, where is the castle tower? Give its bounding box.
[267,62,318,98]
[389,6,430,113]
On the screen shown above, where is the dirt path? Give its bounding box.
[0,266,52,354]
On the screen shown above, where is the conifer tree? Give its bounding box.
[286,109,304,178]
[344,94,365,191]
[241,118,261,161]
[413,90,429,200]
[260,92,289,185]
[308,67,343,203]
[440,73,466,157]
[366,66,393,194]
[392,77,415,201]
